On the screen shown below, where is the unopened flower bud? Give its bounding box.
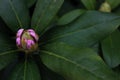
[99,1,111,12]
[16,29,39,53]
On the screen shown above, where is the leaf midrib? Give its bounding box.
[0,49,19,56]
[29,63,34,80]
[24,56,27,80]
[40,50,104,80]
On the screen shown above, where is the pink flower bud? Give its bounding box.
[16,29,39,53]
[16,29,24,37]
[27,29,39,41]
[16,37,21,47]
[26,40,35,49]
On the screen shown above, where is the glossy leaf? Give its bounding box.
[31,0,64,34]
[40,42,118,80]
[40,11,120,48]
[101,30,120,68]
[57,9,85,25]
[24,0,36,8]
[0,0,30,32]
[106,0,120,9]
[81,0,96,10]
[0,32,17,70]
[9,59,41,80]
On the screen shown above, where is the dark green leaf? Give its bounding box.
[106,0,120,9]
[39,62,65,80]
[0,18,13,34]
[40,11,120,48]
[0,32,17,70]
[57,9,85,26]
[24,0,36,8]
[40,42,118,80]
[9,59,41,80]
[0,0,30,32]
[81,0,96,10]
[31,0,64,34]
[0,50,17,70]
[101,30,120,68]
[35,52,65,80]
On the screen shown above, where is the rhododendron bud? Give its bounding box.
[99,1,111,12]
[16,29,39,53]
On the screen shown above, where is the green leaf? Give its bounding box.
[81,0,96,10]
[0,0,30,32]
[9,59,41,80]
[39,63,65,80]
[0,18,12,34]
[106,0,120,9]
[24,0,36,8]
[40,42,118,80]
[57,9,85,26]
[101,30,120,68]
[40,11,120,48]
[35,53,65,80]
[0,50,17,70]
[0,32,18,70]
[31,0,64,35]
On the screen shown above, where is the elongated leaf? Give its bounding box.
[81,0,96,10]
[9,59,41,80]
[0,32,17,70]
[106,0,120,9]
[40,11,120,48]
[101,30,120,68]
[0,0,30,32]
[57,9,85,25]
[40,42,118,80]
[31,0,64,34]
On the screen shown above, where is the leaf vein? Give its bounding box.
[41,50,105,79]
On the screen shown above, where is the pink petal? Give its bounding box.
[30,32,39,41]
[17,29,24,37]
[27,29,35,32]
[16,37,21,47]
[26,40,35,49]
[27,29,39,41]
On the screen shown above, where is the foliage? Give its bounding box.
[0,0,120,80]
